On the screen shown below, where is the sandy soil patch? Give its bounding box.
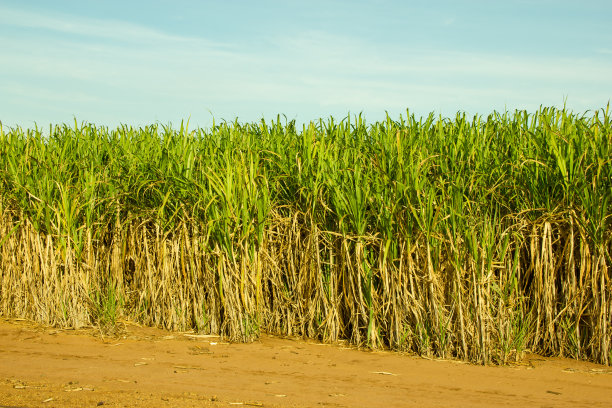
[1,318,611,407]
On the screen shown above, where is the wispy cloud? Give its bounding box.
[0,5,229,47]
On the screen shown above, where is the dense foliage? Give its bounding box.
[0,107,610,364]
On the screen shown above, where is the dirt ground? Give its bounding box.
[1,318,611,408]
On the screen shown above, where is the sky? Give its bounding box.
[1,0,611,129]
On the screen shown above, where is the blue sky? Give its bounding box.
[1,0,611,129]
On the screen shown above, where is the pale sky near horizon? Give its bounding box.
[1,0,611,130]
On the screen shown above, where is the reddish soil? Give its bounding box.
[0,318,611,408]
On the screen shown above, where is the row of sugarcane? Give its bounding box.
[0,106,610,364]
